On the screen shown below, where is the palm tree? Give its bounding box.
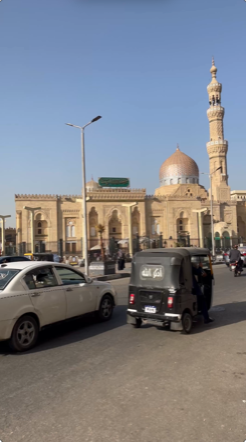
[97,224,105,261]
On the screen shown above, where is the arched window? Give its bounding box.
[66,225,70,237]
[71,225,75,237]
[38,222,42,235]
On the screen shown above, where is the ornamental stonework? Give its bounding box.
[207,144,228,156]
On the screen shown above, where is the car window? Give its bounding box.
[24,266,58,290]
[55,267,86,285]
[0,269,20,290]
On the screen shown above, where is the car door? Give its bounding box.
[23,265,66,327]
[54,266,96,319]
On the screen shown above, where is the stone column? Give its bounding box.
[16,211,22,252]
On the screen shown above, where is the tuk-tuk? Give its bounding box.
[127,248,214,333]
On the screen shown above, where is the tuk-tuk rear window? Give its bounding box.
[140,265,164,281]
[191,255,210,269]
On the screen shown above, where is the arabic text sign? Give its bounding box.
[98,177,130,188]
[140,265,164,281]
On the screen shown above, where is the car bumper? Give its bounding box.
[127,309,181,323]
[0,319,15,341]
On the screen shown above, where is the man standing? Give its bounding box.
[192,262,214,324]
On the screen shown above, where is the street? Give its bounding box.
[0,265,246,442]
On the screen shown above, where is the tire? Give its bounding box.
[182,312,192,334]
[96,294,114,322]
[9,315,39,352]
[133,318,142,328]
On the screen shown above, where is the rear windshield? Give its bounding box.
[0,269,20,290]
[191,255,210,270]
[131,257,184,288]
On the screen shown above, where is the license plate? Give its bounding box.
[145,306,157,313]
[217,255,223,259]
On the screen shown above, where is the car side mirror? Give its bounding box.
[86,277,93,284]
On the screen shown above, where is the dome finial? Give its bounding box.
[176,143,180,151]
[210,56,217,77]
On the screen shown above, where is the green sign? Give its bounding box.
[98,177,130,188]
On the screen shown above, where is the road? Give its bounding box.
[1,265,246,442]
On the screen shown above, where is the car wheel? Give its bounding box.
[9,315,39,352]
[133,318,142,328]
[96,294,114,322]
[182,312,192,334]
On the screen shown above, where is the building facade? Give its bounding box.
[15,60,244,255]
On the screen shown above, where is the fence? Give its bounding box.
[14,235,242,258]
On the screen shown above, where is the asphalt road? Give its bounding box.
[1,265,246,442]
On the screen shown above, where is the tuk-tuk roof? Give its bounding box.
[134,247,210,260]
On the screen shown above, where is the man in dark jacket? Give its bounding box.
[192,263,214,324]
[229,245,242,267]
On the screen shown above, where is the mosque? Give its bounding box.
[15,60,246,255]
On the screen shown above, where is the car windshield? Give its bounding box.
[0,269,20,290]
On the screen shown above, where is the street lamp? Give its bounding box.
[122,203,138,257]
[201,166,223,256]
[23,206,41,253]
[0,215,11,255]
[65,116,102,275]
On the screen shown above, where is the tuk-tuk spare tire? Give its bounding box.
[182,312,192,334]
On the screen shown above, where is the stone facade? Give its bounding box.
[14,60,245,255]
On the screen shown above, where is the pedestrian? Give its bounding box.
[192,262,214,324]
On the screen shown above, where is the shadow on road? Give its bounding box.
[0,305,127,356]
[1,300,246,355]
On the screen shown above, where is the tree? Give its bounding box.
[97,224,105,261]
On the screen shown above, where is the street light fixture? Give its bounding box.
[65,116,102,275]
[0,215,11,255]
[122,203,138,257]
[23,206,41,253]
[201,166,222,256]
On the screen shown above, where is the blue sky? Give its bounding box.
[0,0,246,227]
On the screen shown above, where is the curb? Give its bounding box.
[93,272,131,282]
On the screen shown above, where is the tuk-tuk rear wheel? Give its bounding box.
[182,312,192,334]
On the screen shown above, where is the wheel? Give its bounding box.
[182,312,192,334]
[96,294,114,322]
[9,315,39,352]
[133,318,142,328]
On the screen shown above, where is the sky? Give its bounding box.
[0,0,246,227]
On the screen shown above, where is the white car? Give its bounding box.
[0,261,117,352]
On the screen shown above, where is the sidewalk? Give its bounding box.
[77,262,131,281]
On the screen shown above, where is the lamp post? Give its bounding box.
[201,166,223,256]
[0,215,11,255]
[122,203,138,257]
[65,116,102,275]
[23,206,41,253]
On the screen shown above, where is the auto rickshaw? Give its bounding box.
[127,248,214,333]
[24,253,61,262]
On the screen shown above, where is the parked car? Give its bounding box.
[213,249,225,263]
[0,261,117,352]
[223,249,230,267]
[0,256,30,264]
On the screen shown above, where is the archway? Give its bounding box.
[238,216,246,241]
[214,231,220,249]
[222,231,230,249]
[108,210,122,240]
[35,213,48,237]
[176,211,189,245]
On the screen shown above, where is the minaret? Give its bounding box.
[206,58,230,201]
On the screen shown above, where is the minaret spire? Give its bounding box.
[206,60,230,201]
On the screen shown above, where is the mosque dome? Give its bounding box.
[86,179,100,191]
[159,146,199,186]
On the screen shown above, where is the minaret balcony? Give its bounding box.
[206,140,228,147]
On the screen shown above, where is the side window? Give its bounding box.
[24,267,58,290]
[55,267,86,285]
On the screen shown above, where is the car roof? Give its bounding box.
[0,261,68,270]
